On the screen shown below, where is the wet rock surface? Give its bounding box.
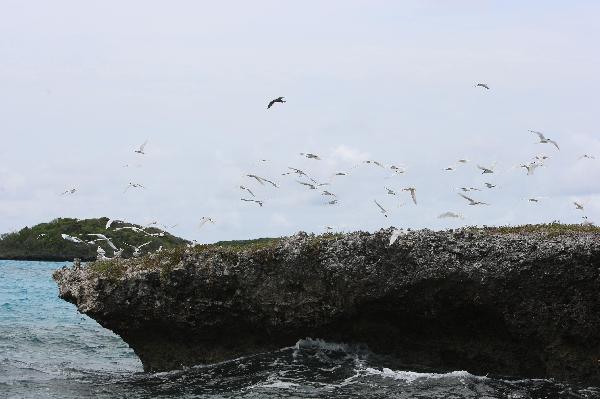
[53,228,600,384]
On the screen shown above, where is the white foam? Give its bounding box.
[363,367,485,384]
[259,380,300,389]
[294,338,351,353]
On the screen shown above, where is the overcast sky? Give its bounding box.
[0,1,599,242]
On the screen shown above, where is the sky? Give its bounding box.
[0,1,599,243]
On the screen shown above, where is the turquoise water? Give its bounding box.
[1,260,600,398]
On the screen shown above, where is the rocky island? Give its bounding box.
[53,225,600,385]
[0,217,188,261]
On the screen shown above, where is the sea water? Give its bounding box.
[1,260,599,399]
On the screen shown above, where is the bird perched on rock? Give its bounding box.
[389,228,405,246]
[267,97,285,109]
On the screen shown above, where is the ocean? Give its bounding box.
[1,259,599,399]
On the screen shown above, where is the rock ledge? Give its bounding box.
[53,227,600,384]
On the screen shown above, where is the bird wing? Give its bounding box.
[409,189,417,205]
[530,130,546,140]
[139,140,148,151]
[389,229,401,246]
[262,178,278,188]
[548,139,560,150]
[476,164,487,171]
[248,175,265,185]
[458,193,475,203]
[267,100,275,109]
[374,199,386,212]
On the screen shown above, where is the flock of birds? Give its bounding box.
[55,85,596,258]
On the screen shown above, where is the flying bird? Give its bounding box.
[129,242,152,257]
[403,187,417,205]
[124,182,145,193]
[199,217,215,228]
[385,187,397,195]
[520,162,542,176]
[458,193,489,206]
[574,201,585,211]
[484,183,496,189]
[296,180,317,190]
[247,174,279,188]
[105,219,126,229]
[87,234,118,250]
[364,160,385,168]
[300,153,321,160]
[114,226,147,235]
[374,199,388,217]
[60,188,77,196]
[267,96,286,109]
[327,199,338,205]
[477,164,495,174]
[475,83,490,90]
[240,185,255,197]
[389,165,406,174]
[579,154,595,160]
[61,234,85,244]
[287,167,311,179]
[321,190,336,197]
[135,140,148,154]
[529,130,560,150]
[438,211,464,219]
[241,198,263,207]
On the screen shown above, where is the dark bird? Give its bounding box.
[475,83,490,90]
[267,97,286,109]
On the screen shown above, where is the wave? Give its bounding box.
[362,367,486,384]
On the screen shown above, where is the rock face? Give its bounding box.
[53,228,600,384]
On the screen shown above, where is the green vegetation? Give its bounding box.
[482,222,600,237]
[88,232,348,279]
[0,217,189,261]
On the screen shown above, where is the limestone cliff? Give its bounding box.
[53,226,600,384]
